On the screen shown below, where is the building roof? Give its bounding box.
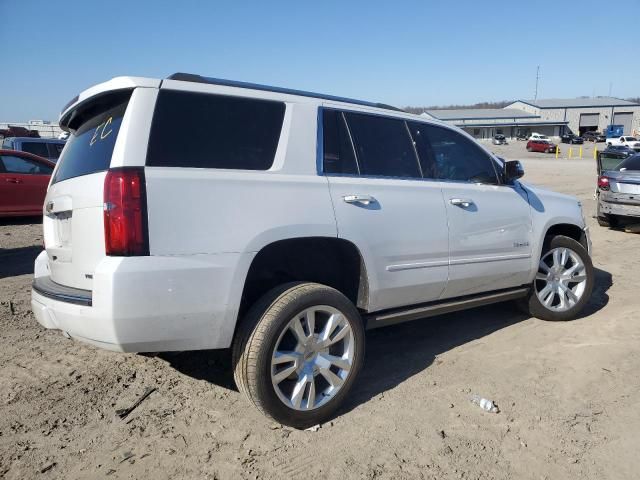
[424,108,538,121]
[513,97,640,109]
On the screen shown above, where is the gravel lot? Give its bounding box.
[1,153,639,480]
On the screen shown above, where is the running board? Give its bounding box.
[364,287,529,330]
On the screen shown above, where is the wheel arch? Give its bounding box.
[233,236,371,343]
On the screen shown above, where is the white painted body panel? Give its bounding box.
[440,182,533,298]
[326,176,449,311]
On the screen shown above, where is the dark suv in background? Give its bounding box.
[560,133,584,144]
[1,137,65,163]
[583,131,606,142]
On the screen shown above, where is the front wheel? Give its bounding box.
[522,236,594,321]
[233,282,365,429]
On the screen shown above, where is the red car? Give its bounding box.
[0,149,54,217]
[526,140,558,154]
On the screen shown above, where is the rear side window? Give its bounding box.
[616,154,640,171]
[147,90,285,170]
[322,110,358,174]
[344,112,421,178]
[52,90,132,184]
[22,142,49,158]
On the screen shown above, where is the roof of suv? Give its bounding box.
[167,73,405,113]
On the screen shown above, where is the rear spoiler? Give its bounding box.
[59,76,161,130]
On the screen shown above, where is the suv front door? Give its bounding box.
[321,108,449,312]
[416,124,533,299]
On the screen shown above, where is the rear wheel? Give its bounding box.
[233,282,365,429]
[522,236,593,321]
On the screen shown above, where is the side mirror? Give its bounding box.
[503,160,524,184]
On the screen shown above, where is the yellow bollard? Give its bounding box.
[579,146,583,158]
[555,145,559,159]
[594,147,598,160]
[569,147,573,159]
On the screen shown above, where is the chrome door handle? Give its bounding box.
[449,198,474,208]
[5,178,22,184]
[343,194,376,205]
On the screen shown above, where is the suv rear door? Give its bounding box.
[0,153,53,214]
[43,89,135,290]
[322,108,449,312]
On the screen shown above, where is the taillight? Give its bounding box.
[597,176,610,190]
[103,168,149,256]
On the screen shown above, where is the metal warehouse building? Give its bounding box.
[507,97,640,137]
[422,108,568,140]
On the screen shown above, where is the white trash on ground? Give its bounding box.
[470,394,499,413]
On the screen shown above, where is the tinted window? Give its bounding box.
[1,155,53,174]
[52,90,131,184]
[22,142,49,158]
[419,124,499,184]
[47,143,64,159]
[322,110,358,174]
[616,154,640,171]
[344,112,420,178]
[147,90,285,170]
[406,122,438,178]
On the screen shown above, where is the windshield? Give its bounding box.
[624,137,638,142]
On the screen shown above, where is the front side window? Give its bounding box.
[418,124,500,184]
[147,90,285,170]
[21,142,49,158]
[1,155,53,174]
[344,112,421,178]
[322,110,358,174]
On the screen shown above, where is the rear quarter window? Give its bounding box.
[52,90,131,184]
[146,90,285,170]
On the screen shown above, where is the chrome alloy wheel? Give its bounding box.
[271,306,354,411]
[535,247,588,312]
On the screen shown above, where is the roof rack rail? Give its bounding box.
[166,73,405,112]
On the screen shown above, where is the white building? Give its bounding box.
[422,108,567,140]
[506,97,640,136]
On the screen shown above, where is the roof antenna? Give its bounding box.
[534,66,540,100]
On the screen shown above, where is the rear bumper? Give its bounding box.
[31,250,253,352]
[599,197,640,218]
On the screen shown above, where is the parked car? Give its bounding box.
[605,136,640,150]
[0,126,40,139]
[492,134,508,145]
[527,139,558,153]
[583,131,606,142]
[560,133,584,144]
[32,74,593,428]
[516,132,529,141]
[597,153,640,227]
[1,137,65,163]
[529,132,551,142]
[602,145,637,158]
[0,149,54,217]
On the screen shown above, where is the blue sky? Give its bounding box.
[2,0,638,122]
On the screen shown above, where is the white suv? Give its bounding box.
[32,73,593,428]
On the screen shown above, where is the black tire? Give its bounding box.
[232,282,365,429]
[523,235,594,321]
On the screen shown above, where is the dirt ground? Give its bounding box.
[1,155,639,480]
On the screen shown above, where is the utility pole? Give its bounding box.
[534,66,540,100]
